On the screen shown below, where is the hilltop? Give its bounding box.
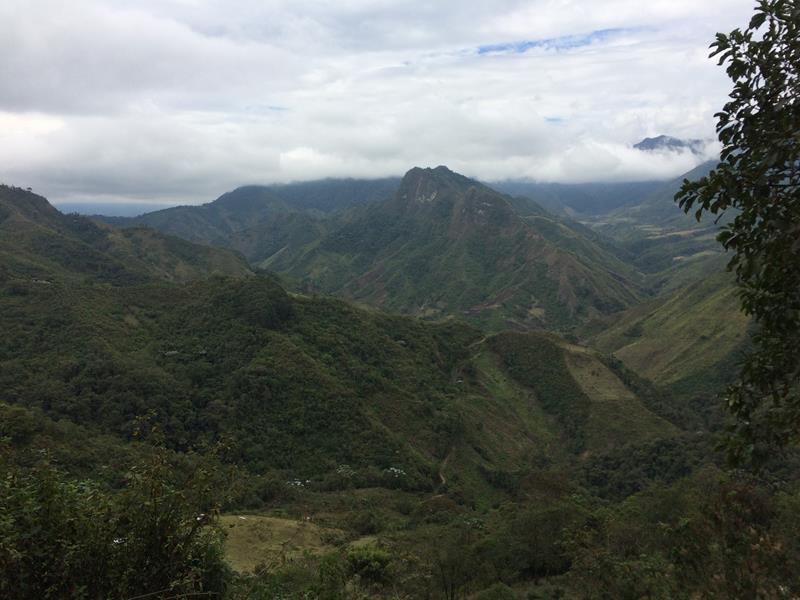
[633,135,706,154]
[0,184,252,285]
[266,166,645,330]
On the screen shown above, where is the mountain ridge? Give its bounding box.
[0,184,252,285]
[267,166,645,330]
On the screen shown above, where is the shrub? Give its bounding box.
[0,451,230,600]
[347,545,393,583]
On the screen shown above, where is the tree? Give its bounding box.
[676,0,800,464]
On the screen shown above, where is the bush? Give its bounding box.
[0,451,230,600]
[347,545,393,583]
[347,509,386,535]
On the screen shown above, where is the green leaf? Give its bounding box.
[749,12,767,30]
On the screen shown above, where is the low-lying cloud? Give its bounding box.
[0,0,754,205]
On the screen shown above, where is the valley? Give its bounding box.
[2,160,781,599]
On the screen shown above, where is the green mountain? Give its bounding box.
[0,184,252,285]
[1,271,678,485]
[7,182,794,600]
[92,168,649,331]
[266,166,644,331]
[101,178,399,248]
[0,185,680,488]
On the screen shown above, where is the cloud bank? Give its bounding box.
[0,0,754,205]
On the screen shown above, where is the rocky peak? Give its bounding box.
[391,166,520,233]
[397,166,479,206]
[634,135,706,155]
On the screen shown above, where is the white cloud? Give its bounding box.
[0,0,756,204]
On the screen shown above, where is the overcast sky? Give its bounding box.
[0,0,756,206]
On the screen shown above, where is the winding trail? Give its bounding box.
[438,446,454,486]
[468,335,489,350]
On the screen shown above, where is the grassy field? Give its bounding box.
[220,515,340,572]
[560,346,677,454]
[589,271,749,391]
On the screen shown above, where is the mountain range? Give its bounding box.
[64,160,747,391]
[1,184,682,491]
[102,166,648,331]
[2,161,771,598]
[84,161,746,361]
[0,184,251,286]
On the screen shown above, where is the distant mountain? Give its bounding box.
[634,135,706,155]
[56,202,176,217]
[267,166,644,331]
[0,184,252,285]
[615,161,717,226]
[100,178,400,247]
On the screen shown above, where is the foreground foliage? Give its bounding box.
[0,447,229,600]
[676,0,800,463]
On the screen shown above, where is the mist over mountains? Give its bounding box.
[56,135,713,220]
[633,135,708,155]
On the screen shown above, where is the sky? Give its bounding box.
[0,0,757,207]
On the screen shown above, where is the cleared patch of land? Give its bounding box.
[563,350,677,453]
[220,515,339,573]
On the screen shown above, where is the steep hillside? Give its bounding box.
[0,185,252,285]
[268,166,644,331]
[0,269,678,501]
[588,271,750,393]
[484,332,676,456]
